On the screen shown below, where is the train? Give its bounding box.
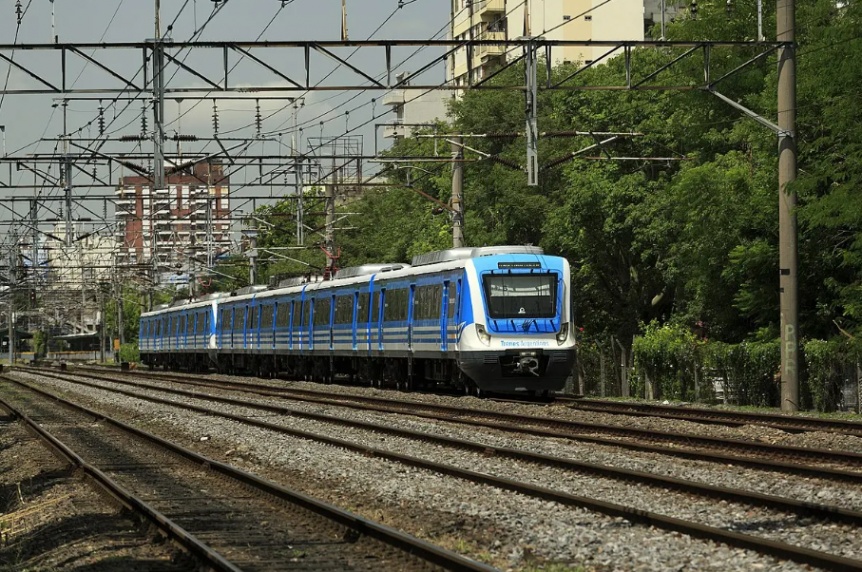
[139,245,576,395]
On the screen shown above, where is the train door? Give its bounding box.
[407,285,415,349]
[308,299,315,351]
[329,294,335,350]
[452,279,461,347]
[287,300,294,351]
[352,292,359,351]
[441,281,450,352]
[377,289,385,352]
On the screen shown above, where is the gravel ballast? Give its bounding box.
[8,369,862,571]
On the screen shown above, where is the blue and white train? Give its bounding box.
[139,246,576,394]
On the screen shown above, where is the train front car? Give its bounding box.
[458,250,575,394]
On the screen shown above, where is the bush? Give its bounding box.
[119,343,139,364]
[632,322,703,401]
[802,339,847,412]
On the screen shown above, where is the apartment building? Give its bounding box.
[114,161,231,282]
[450,0,683,86]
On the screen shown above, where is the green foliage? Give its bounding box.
[802,338,854,412]
[236,0,862,410]
[32,330,47,358]
[632,322,704,400]
[703,340,780,407]
[119,342,140,364]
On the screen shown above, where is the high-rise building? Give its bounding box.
[449,0,683,86]
[114,161,231,282]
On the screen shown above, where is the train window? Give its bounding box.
[372,291,381,322]
[358,292,369,322]
[482,274,558,319]
[334,295,352,324]
[414,284,442,320]
[186,314,194,334]
[384,288,408,321]
[261,305,274,329]
[303,300,311,327]
[313,297,331,326]
[249,306,257,330]
[221,309,230,332]
[276,301,290,327]
[448,282,458,319]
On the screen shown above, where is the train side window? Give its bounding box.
[221,309,230,332]
[303,300,312,327]
[186,314,194,334]
[358,292,369,322]
[373,290,381,322]
[385,288,408,321]
[314,297,331,326]
[277,301,289,328]
[249,305,257,330]
[448,281,458,319]
[335,294,352,324]
[262,305,274,329]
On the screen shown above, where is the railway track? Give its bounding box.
[565,398,862,436]
[9,367,862,571]
[60,366,862,481]
[0,375,496,572]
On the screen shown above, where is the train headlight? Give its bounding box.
[556,323,569,345]
[475,323,491,346]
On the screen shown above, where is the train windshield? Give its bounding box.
[482,274,557,319]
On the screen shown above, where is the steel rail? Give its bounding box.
[9,370,862,572]
[23,368,862,528]
[68,367,862,474]
[566,398,862,437]
[0,375,497,572]
[54,366,862,482]
[0,394,244,572]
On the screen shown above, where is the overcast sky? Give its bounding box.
[0,0,450,217]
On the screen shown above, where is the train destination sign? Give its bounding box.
[497,262,542,269]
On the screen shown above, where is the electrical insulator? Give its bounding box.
[141,104,148,136]
[98,102,105,135]
[690,0,698,18]
[212,101,220,135]
[255,99,262,138]
[15,0,22,25]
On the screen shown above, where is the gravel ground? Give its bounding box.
[0,401,193,571]
[123,368,862,452]
[11,368,862,571]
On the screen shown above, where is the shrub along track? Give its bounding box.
[0,375,495,572]
[12,368,862,572]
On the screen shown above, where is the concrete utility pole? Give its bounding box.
[777,0,798,412]
[324,161,337,277]
[151,0,166,293]
[451,136,464,248]
[7,236,16,366]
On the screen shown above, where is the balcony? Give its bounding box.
[382,89,405,107]
[477,31,506,60]
[479,0,504,12]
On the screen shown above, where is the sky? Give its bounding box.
[0,0,451,229]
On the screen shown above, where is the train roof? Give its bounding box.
[142,246,558,313]
[410,245,543,267]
